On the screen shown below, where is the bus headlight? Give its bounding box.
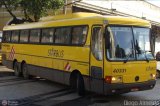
[105,76,122,83]
[111,76,123,83]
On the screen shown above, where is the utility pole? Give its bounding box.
[63,0,67,14]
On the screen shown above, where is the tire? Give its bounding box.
[22,63,30,79]
[76,74,85,96]
[14,62,21,77]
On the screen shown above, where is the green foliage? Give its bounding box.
[0,0,64,22]
[20,0,64,21]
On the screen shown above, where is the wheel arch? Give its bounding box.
[69,69,83,87]
[21,60,26,71]
[13,59,17,69]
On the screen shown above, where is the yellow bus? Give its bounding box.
[2,12,156,95]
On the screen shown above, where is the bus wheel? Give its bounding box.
[76,73,85,96]
[14,62,21,77]
[22,63,30,79]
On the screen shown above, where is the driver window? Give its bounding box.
[91,26,103,60]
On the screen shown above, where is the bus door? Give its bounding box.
[90,26,104,94]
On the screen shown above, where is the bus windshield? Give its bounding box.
[106,26,154,61]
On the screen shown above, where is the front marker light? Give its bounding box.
[112,77,116,81]
[105,76,122,83]
[111,76,123,83]
[150,74,156,79]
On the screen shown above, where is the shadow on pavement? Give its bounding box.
[0,71,14,77]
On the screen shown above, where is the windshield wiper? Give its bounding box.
[124,50,151,63]
[135,40,150,62]
[143,50,152,62]
[124,41,134,63]
[144,51,149,62]
[136,50,151,62]
[124,52,133,63]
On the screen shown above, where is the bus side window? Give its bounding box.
[3,31,11,43]
[55,27,71,44]
[72,26,88,45]
[20,30,29,43]
[41,28,54,43]
[11,30,19,42]
[92,27,103,60]
[30,29,41,43]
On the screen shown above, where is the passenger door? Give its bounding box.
[90,26,104,94]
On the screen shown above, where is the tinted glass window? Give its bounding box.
[3,31,11,42]
[55,27,71,44]
[92,27,103,60]
[30,29,41,43]
[72,26,88,45]
[20,30,29,43]
[133,28,154,60]
[107,27,135,60]
[41,28,54,43]
[11,30,19,42]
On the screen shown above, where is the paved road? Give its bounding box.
[0,66,159,106]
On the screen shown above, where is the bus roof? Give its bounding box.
[3,12,151,31]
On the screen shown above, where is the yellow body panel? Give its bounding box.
[104,60,156,83]
[2,43,90,76]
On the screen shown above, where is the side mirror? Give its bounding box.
[105,30,111,49]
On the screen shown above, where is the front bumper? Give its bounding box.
[104,80,156,95]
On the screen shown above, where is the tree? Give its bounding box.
[0,0,25,24]
[0,0,64,24]
[20,0,64,22]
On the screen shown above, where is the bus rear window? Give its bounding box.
[71,26,88,45]
[3,31,11,42]
[30,29,41,43]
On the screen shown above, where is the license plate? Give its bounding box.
[131,88,139,92]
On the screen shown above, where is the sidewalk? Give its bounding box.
[0,65,14,77]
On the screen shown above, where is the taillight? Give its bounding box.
[105,76,112,83]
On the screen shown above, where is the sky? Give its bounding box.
[146,0,160,7]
